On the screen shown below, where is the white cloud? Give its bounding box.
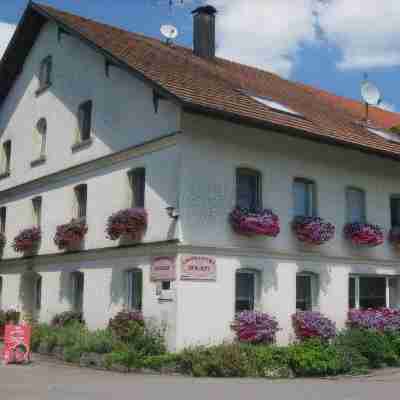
[378,101,396,112]
[0,22,16,59]
[208,0,318,77]
[317,0,400,70]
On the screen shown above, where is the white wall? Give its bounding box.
[0,21,180,192]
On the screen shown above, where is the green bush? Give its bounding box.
[385,332,400,358]
[63,345,83,363]
[108,311,144,342]
[32,324,59,352]
[51,311,84,328]
[335,329,394,369]
[288,339,349,377]
[80,329,117,354]
[142,354,181,372]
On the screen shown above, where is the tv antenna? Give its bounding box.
[361,73,382,123]
[160,24,179,44]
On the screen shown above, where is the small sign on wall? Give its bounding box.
[181,256,217,281]
[151,256,176,281]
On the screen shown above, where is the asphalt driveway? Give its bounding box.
[1,355,400,400]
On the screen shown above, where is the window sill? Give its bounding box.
[30,156,46,168]
[35,83,51,97]
[71,138,93,153]
[0,171,10,180]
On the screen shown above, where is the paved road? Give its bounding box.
[1,356,400,400]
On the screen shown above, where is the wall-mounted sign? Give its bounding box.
[151,256,176,281]
[181,256,217,281]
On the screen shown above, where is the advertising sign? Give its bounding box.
[2,324,32,365]
[181,256,217,281]
[151,256,176,281]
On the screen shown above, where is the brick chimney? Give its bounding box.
[192,5,217,59]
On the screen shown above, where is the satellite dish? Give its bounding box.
[160,24,178,43]
[361,78,381,106]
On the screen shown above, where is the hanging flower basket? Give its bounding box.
[54,219,88,250]
[229,207,280,237]
[0,232,6,249]
[12,227,41,253]
[389,227,400,247]
[292,216,335,245]
[344,222,384,247]
[106,208,148,241]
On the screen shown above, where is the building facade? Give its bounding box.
[0,3,400,350]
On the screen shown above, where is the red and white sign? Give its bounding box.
[2,324,32,365]
[181,256,217,281]
[151,256,176,281]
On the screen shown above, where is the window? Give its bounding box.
[32,196,42,227]
[296,274,319,311]
[35,276,42,310]
[0,207,6,234]
[36,118,47,159]
[236,168,262,212]
[74,184,87,220]
[77,100,93,142]
[0,277,2,309]
[128,168,146,208]
[346,187,366,223]
[38,56,52,92]
[391,196,400,228]
[349,276,400,309]
[71,271,84,313]
[127,269,143,311]
[293,178,316,217]
[2,140,11,175]
[235,269,259,313]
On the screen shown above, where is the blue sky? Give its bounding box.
[0,0,399,112]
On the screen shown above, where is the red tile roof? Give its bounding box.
[11,3,400,160]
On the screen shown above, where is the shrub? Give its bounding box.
[335,329,391,368]
[292,216,335,245]
[108,311,144,342]
[343,222,384,247]
[179,344,251,377]
[4,309,20,324]
[51,311,85,328]
[63,345,83,363]
[229,207,280,237]
[80,329,117,354]
[289,339,349,377]
[12,227,41,253]
[231,311,280,344]
[105,351,139,369]
[106,208,147,241]
[54,219,88,250]
[347,308,400,332]
[142,354,181,372]
[292,311,336,342]
[31,323,56,352]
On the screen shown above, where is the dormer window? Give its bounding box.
[37,55,52,94]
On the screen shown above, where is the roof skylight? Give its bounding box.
[368,127,400,144]
[250,95,303,117]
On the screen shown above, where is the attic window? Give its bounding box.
[251,96,302,117]
[367,127,400,144]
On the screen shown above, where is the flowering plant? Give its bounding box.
[389,227,400,246]
[292,311,336,341]
[231,310,280,344]
[292,216,335,245]
[54,219,88,250]
[106,208,148,241]
[12,227,41,253]
[347,308,400,332]
[229,207,280,237]
[344,222,384,247]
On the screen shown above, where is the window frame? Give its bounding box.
[35,275,42,311]
[346,186,366,224]
[77,100,93,143]
[235,268,261,313]
[128,167,146,208]
[37,55,52,94]
[74,184,87,221]
[296,272,319,311]
[390,195,400,228]
[349,275,399,309]
[0,207,6,234]
[71,271,84,313]
[126,268,143,311]
[32,196,42,228]
[1,140,11,176]
[235,167,262,212]
[293,177,317,218]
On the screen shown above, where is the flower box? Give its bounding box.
[54,219,88,250]
[347,308,400,332]
[292,311,336,342]
[389,227,400,247]
[344,222,384,247]
[229,207,280,237]
[106,208,148,241]
[292,216,335,245]
[12,227,41,254]
[231,310,280,344]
